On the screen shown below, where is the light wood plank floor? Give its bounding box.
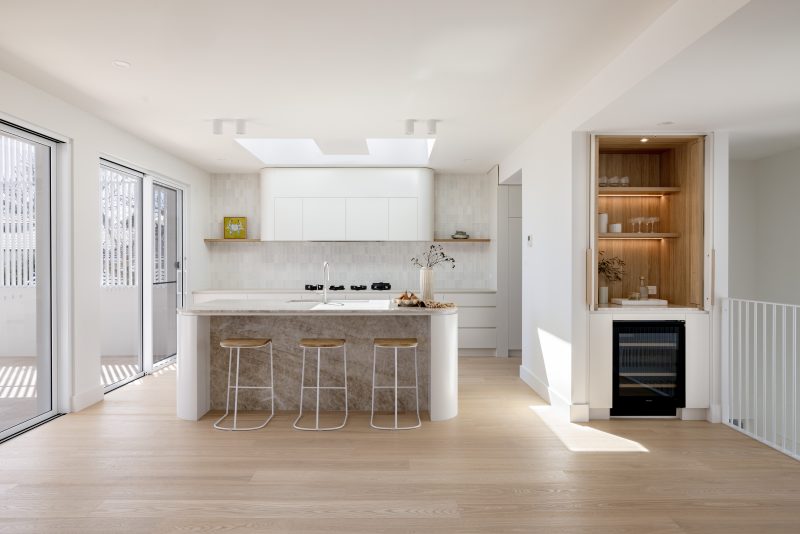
[1,358,799,533]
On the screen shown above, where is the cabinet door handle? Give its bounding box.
[710,249,715,307]
[586,248,593,308]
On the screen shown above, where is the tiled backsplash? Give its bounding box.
[207,172,496,290]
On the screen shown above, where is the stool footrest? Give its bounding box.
[227,385,273,390]
[301,386,346,390]
[373,385,418,389]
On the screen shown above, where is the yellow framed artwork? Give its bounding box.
[223,217,247,239]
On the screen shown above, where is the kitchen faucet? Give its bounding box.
[322,261,330,304]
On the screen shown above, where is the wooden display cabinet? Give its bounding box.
[592,135,705,308]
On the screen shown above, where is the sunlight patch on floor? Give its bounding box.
[0,364,37,399]
[530,405,648,452]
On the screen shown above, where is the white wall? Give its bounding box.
[729,159,758,300]
[0,68,210,411]
[206,172,498,290]
[730,148,800,305]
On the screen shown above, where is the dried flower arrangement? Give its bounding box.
[411,244,456,269]
[598,251,626,283]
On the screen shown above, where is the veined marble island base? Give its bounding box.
[210,315,430,412]
[177,300,458,422]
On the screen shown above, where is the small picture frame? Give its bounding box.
[223,216,247,239]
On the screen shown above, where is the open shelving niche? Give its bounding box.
[593,135,705,308]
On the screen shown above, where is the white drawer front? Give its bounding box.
[457,307,496,328]
[438,292,496,307]
[458,328,496,349]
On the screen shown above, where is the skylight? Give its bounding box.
[236,138,436,166]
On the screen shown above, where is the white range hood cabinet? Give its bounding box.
[260,168,434,241]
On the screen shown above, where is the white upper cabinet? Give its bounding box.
[273,197,302,241]
[261,168,433,241]
[346,198,388,241]
[389,198,418,240]
[302,198,346,241]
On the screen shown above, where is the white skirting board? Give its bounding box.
[71,385,104,412]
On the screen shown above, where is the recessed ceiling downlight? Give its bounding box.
[640,137,650,143]
[657,121,675,126]
[111,59,131,69]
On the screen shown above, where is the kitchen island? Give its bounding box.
[176,299,458,422]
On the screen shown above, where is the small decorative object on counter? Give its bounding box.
[598,251,626,305]
[451,230,470,239]
[411,244,456,301]
[609,222,622,233]
[620,175,630,187]
[422,299,456,309]
[223,216,247,239]
[394,291,420,307]
[599,175,608,187]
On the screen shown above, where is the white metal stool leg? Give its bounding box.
[214,341,274,431]
[370,344,422,430]
[293,347,307,429]
[293,344,348,431]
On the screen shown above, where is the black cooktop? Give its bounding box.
[304,283,392,291]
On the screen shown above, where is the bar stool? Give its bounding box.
[213,338,274,431]
[371,338,421,430]
[293,338,348,431]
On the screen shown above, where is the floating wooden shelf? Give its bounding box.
[434,238,491,243]
[204,238,261,243]
[599,186,680,196]
[599,233,679,240]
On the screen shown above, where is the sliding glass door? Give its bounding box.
[99,160,143,390]
[0,124,55,440]
[152,183,183,367]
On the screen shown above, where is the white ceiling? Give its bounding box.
[581,0,800,161]
[0,0,673,173]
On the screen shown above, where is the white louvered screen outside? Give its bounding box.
[1,134,37,288]
[100,165,140,287]
[153,187,168,284]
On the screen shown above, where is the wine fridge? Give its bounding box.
[612,320,685,416]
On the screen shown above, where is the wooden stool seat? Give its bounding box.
[299,338,346,349]
[374,337,418,348]
[220,338,271,349]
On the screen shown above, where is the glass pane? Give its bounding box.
[617,328,679,399]
[0,129,53,436]
[153,184,181,365]
[99,165,142,388]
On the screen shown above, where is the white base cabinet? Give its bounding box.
[588,311,711,416]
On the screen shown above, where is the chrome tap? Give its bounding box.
[322,261,330,304]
